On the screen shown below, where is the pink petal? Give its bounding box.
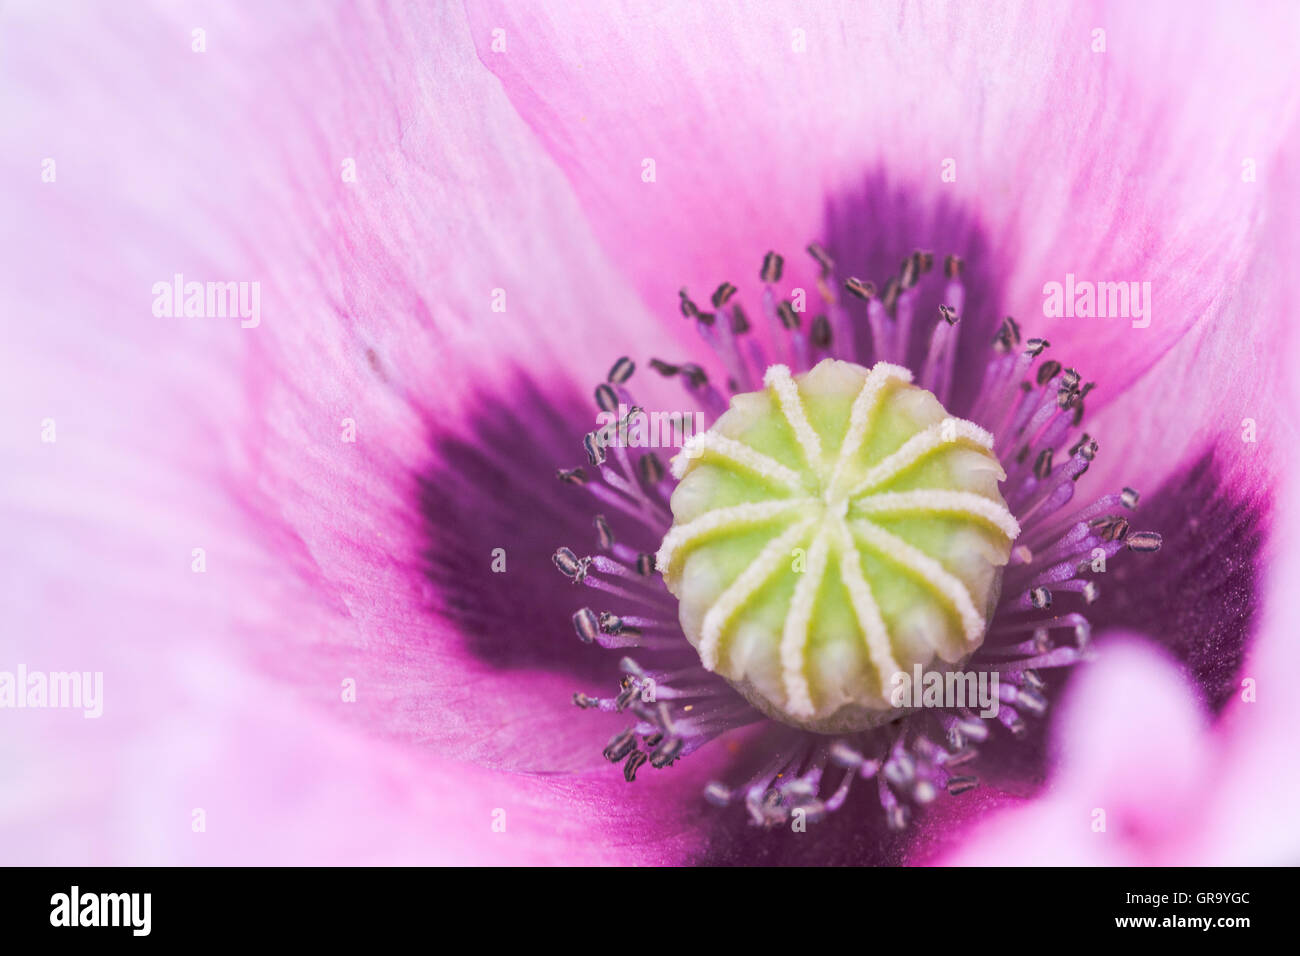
[0,0,694,770]
[0,1,716,860]
[921,636,1211,865]
[1190,399,1300,864]
[467,0,1300,490]
[928,422,1300,865]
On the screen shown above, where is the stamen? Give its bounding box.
[761,251,784,284]
[556,244,1161,830]
[1126,531,1163,553]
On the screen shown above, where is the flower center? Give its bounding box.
[556,244,1163,828]
[657,358,1018,733]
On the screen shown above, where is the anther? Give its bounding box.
[777,301,800,330]
[1014,687,1048,717]
[829,740,865,769]
[598,611,625,634]
[649,358,680,378]
[1025,337,1050,357]
[807,242,834,275]
[1121,486,1140,509]
[680,363,709,388]
[944,254,963,279]
[1091,515,1129,542]
[572,692,599,709]
[811,315,832,348]
[711,282,738,308]
[615,682,639,712]
[761,251,784,284]
[1030,587,1052,609]
[703,782,733,806]
[1126,531,1163,553]
[635,553,656,576]
[678,288,702,320]
[898,254,919,290]
[555,467,587,486]
[881,276,901,313]
[572,607,600,643]
[993,316,1022,352]
[731,304,752,334]
[844,277,876,300]
[1036,359,1062,385]
[650,736,684,768]
[623,751,649,782]
[953,717,989,743]
[1033,448,1053,480]
[946,775,978,796]
[582,431,606,466]
[553,547,590,582]
[638,453,665,485]
[938,304,959,326]
[608,356,635,384]
[1082,580,1100,604]
[595,383,618,413]
[603,729,638,762]
[594,514,614,550]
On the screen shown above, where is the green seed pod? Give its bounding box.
[657,359,1018,733]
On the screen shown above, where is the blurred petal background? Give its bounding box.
[2,0,1297,864]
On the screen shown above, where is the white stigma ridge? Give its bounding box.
[848,418,995,498]
[779,528,830,716]
[850,518,985,646]
[672,361,1017,718]
[764,365,827,483]
[827,362,913,498]
[698,516,817,670]
[671,432,805,492]
[852,489,1021,539]
[832,520,901,685]
[656,498,817,578]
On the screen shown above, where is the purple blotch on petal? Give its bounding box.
[1085,450,1269,712]
[419,376,645,685]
